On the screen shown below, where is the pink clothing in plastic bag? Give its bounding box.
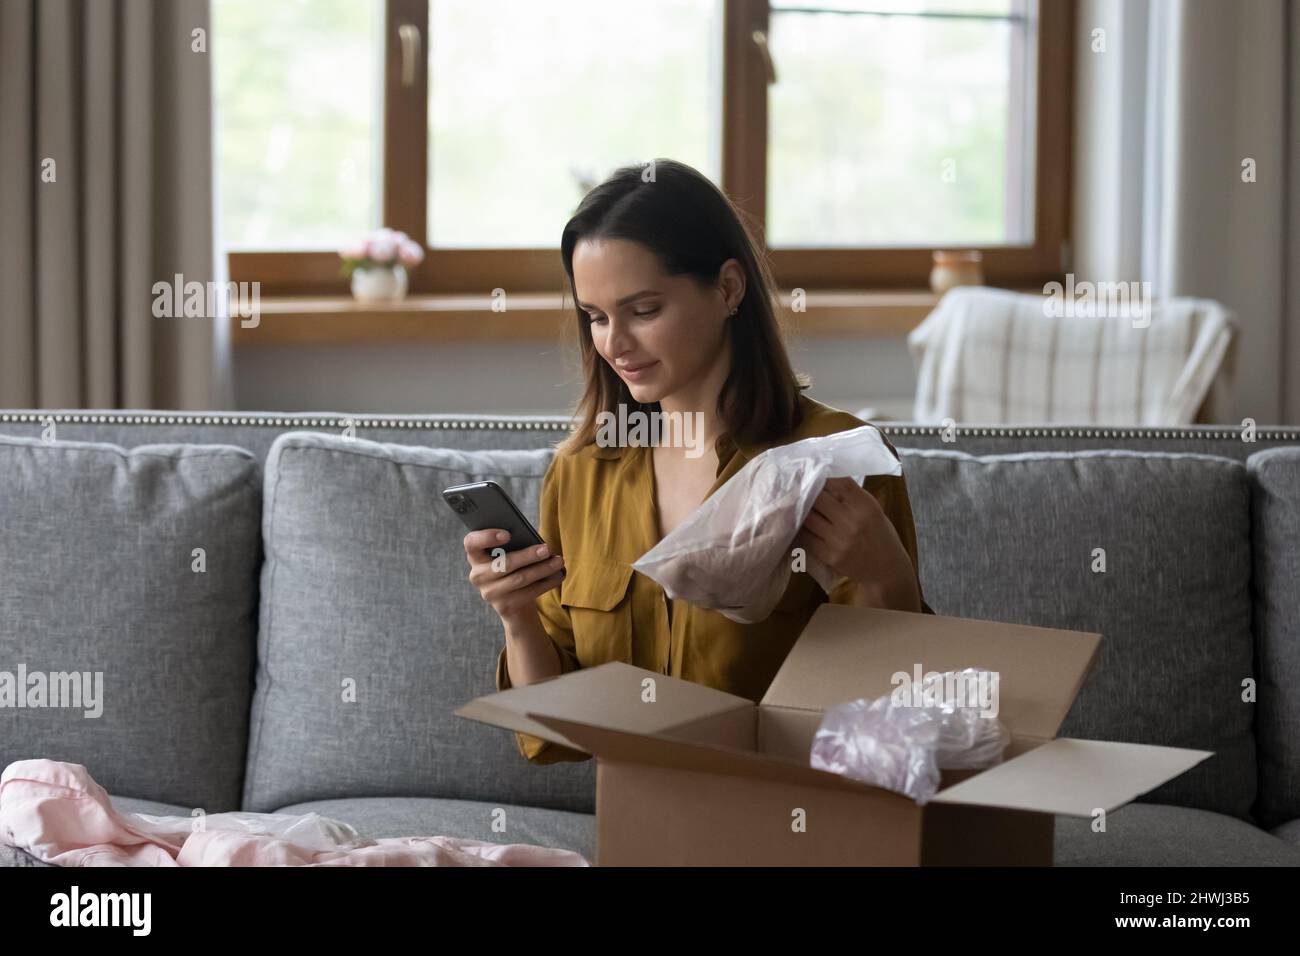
[0,759,589,867]
[632,424,903,623]
[810,668,1010,805]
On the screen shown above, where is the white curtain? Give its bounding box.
[0,0,228,410]
[1073,0,1298,424]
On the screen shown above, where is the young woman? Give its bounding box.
[463,159,933,764]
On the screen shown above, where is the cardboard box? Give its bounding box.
[457,604,1211,866]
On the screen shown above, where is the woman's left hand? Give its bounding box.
[791,476,920,610]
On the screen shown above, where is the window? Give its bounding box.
[213,0,384,248]
[426,0,721,248]
[766,0,1034,247]
[217,0,1071,298]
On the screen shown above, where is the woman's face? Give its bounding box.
[572,237,741,407]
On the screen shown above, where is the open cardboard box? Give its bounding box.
[457,604,1211,866]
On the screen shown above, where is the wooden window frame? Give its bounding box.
[229,0,1072,298]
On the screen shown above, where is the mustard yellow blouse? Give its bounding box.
[495,393,934,763]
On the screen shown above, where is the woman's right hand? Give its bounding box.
[463,529,566,626]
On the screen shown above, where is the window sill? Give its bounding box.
[231,289,946,348]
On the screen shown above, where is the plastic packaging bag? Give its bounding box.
[631,424,902,623]
[809,668,1010,805]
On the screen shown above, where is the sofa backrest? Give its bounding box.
[240,433,596,815]
[0,411,570,471]
[902,448,1256,821]
[2,410,1297,826]
[1247,447,1300,829]
[2,410,1297,466]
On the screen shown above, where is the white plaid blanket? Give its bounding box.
[907,286,1235,425]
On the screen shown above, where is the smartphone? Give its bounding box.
[442,481,562,573]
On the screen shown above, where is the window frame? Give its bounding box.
[228,0,1073,297]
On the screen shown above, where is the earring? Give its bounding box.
[728,306,737,317]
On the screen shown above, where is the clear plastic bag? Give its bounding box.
[632,424,902,623]
[809,668,1011,805]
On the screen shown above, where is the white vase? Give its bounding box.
[350,264,408,303]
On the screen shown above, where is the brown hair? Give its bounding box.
[555,158,808,456]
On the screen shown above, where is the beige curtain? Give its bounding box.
[1073,0,1298,425]
[0,0,224,410]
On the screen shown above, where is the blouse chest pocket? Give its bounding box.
[560,556,635,667]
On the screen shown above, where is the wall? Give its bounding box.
[232,335,920,419]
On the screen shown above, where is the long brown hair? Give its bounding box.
[555,158,808,456]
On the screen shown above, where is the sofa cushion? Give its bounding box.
[1055,803,1300,866]
[1247,447,1300,830]
[108,794,195,818]
[0,436,260,811]
[274,797,595,861]
[901,448,1256,821]
[243,433,595,814]
[1270,819,1300,847]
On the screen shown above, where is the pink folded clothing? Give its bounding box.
[0,759,590,867]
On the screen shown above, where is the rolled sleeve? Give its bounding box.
[829,431,934,614]
[492,459,591,764]
[496,642,590,763]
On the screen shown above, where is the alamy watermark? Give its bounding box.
[595,405,707,459]
[50,886,150,935]
[890,665,1000,718]
[0,665,103,718]
[1042,273,1152,327]
[152,273,260,328]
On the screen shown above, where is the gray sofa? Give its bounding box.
[1,408,1298,867]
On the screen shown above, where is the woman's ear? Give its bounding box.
[717,258,746,314]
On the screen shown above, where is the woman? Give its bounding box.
[463,159,933,764]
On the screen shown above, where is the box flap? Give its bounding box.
[455,660,753,750]
[929,737,1213,816]
[761,604,1101,741]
